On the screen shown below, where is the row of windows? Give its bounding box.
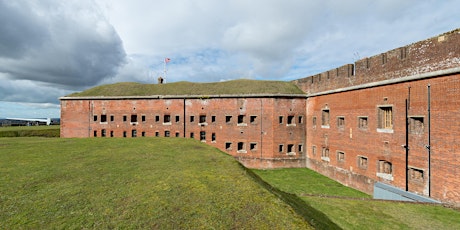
[93,114,305,126]
[316,107,424,134]
[312,146,424,182]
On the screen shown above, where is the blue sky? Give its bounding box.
[0,0,459,118]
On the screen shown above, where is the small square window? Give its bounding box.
[175,115,180,122]
[93,115,98,122]
[225,142,232,150]
[211,116,216,123]
[409,116,424,134]
[287,144,294,153]
[200,115,206,123]
[337,116,345,128]
[358,117,368,129]
[250,143,257,150]
[279,116,284,124]
[132,130,137,137]
[164,115,171,123]
[175,132,180,137]
[226,115,232,123]
[165,131,170,137]
[250,116,257,124]
[155,115,160,122]
[287,116,295,125]
[358,156,368,169]
[123,131,127,137]
[131,115,138,123]
[238,115,245,124]
[278,144,284,153]
[378,160,392,174]
[110,115,114,122]
[409,167,424,182]
[337,151,345,162]
[190,116,195,122]
[123,115,127,122]
[155,131,159,137]
[190,132,194,138]
[100,115,107,123]
[142,115,146,122]
[237,142,244,150]
[141,131,146,137]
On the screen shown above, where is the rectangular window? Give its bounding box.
[322,109,330,127]
[378,160,392,174]
[278,144,284,153]
[123,131,127,137]
[409,116,424,134]
[287,144,294,153]
[141,131,146,137]
[110,115,114,122]
[165,130,170,137]
[155,131,159,137]
[298,144,303,152]
[212,115,216,123]
[337,116,345,128]
[298,116,303,124]
[225,142,232,150]
[100,115,107,123]
[321,147,330,161]
[93,130,97,137]
[237,142,245,151]
[250,116,257,124]
[199,115,206,123]
[312,116,317,127]
[409,167,424,182]
[190,116,195,122]
[142,115,146,122]
[312,146,317,156]
[101,129,106,137]
[358,156,368,169]
[226,115,232,123]
[132,130,137,137]
[131,114,137,123]
[279,116,284,124]
[175,132,180,137]
[287,115,295,125]
[238,115,245,124]
[337,151,345,162]
[358,116,368,129]
[175,115,180,123]
[200,131,206,141]
[110,130,114,137]
[155,115,160,122]
[123,115,127,122]
[250,143,257,150]
[93,115,98,122]
[164,114,171,123]
[211,133,216,142]
[190,132,194,138]
[378,106,393,130]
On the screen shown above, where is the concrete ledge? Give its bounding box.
[373,182,441,203]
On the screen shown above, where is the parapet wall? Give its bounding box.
[293,29,460,94]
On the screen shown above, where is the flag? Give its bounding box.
[165,58,171,63]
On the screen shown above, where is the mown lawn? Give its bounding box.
[0,125,59,137]
[0,138,311,229]
[254,168,460,230]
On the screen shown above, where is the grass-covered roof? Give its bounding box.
[67,79,305,97]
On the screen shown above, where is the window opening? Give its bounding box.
[337,151,345,162]
[132,130,137,137]
[212,133,216,142]
[101,129,106,137]
[250,143,257,150]
[225,142,232,150]
[142,115,146,122]
[337,116,345,128]
[287,116,295,125]
[123,115,127,122]
[358,156,368,169]
[164,114,171,123]
[200,131,206,141]
[226,115,232,123]
[250,116,257,124]
[93,115,97,122]
[211,115,216,123]
[358,117,368,129]
[322,109,330,127]
[175,115,180,122]
[378,106,393,130]
[131,114,137,123]
[165,130,170,137]
[101,115,107,123]
[279,116,284,124]
[409,116,424,134]
[200,115,206,123]
[190,116,195,122]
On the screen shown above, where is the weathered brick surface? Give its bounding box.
[60,96,306,169]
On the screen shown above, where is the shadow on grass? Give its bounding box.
[245,166,342,230]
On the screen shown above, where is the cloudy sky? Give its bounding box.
[0,0,458,118]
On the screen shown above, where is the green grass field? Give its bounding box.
[1,129,459,229]
[0,137,311,229]
[0,125,59,137]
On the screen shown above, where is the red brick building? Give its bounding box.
[61,29,460,205]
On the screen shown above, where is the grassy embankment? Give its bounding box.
[0,137,311,229]
[0,125,59,137]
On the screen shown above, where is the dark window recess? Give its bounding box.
[190,132,194,138]
[155,131,159,137]
[93,130,97,137]
[250,116,257,124]
[212,133,216,141]
[279,116,283,124]
[110,131,114,137]
[279,144,284,152]
[287,144,294,152]
[175,115,180,122]
[200,115,206,123]
[141,131,146,137]
[131,115,137,123]
[250,143,257,150]
[101,129,106,137]
[93,115,98,122]
[200,131,206,141]
[298,116,303,124]
[287,116,294,124]
[142,115,146,122]
[164,115,171,123]
[237,142,244,151]
[123,116,127,122]
[110,115,114,122]
[226,116,232,123]
[101,115,107,122]
[165,131,170,137]
[132,130,137,137]
[175,132,180,137]
[155,115,160,122]
[225,142,232,150]
[190,116,195,122]
[211,116,216,123]
[322,110,330,126]
[123,131,127,137]
[238,115,245,124]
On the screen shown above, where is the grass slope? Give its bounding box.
[67,79,305,97]
[0,138,310,229]
[254,168,460,230]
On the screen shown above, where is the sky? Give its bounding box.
[0,0,459,118]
